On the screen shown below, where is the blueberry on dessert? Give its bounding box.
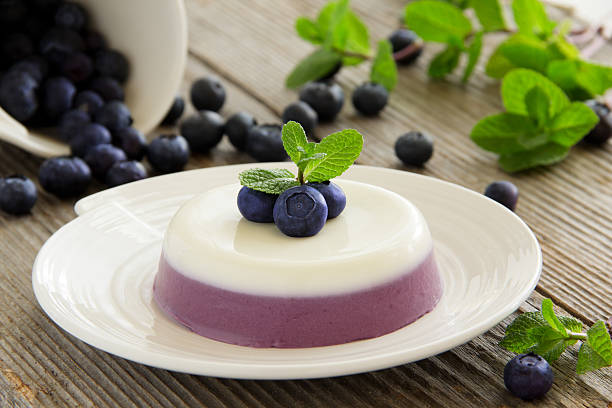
[273,185,328,237]
[307,181,346,219]
[395,131,434,167]
[504,353,553,400]
[190,76,226,112]
[237,186,277,223]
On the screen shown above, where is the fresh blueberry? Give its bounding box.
[73,90,104,114]
[115,127,147,160]
[70,123,111,157]
[0,71,38,122]
[95,49,129,83]
[318,62,341,81]
[84,144,127,180]
[237,186,277,223]
[389,29,423,65]
[583,100,612,145]
[352,82,389,116]
[39,28,84,67]
[94,101,132,133]
[59,109,90,141]
[179,110,224,152]
[147,134,190,173]
[504,353,553,400]
[39,156,91,197]
[395,131,434,167]
[190,77,225,112]
[225,111,257,151]
[105,161,147,187]
[62,52,93,83]
[83,30,106,52]
[484,181,519,211]
[161,95,185,125]
[8,57,48,83]
[282,101,318,135]
[89,76,124,101]
[307,181,346,219]
[0,175,37,215]
[42,76,76,119]
[1,33,33,64]
[299,82,344,122]
[245,124,287,162]
[273,185,328,237]
[55,2,87,31]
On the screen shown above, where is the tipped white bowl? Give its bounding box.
[0,0,188,158]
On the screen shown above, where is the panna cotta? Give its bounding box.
[153,180,442,348]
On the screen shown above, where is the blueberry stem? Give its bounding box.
[297,168,305,185]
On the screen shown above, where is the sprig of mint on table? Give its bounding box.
[502,298,612,374]
[239,121,363,194]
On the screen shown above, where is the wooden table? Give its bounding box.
[1,0,611,406]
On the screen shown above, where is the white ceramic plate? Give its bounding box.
[33,164,541,380]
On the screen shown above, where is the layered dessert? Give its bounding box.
[153,180,442,348]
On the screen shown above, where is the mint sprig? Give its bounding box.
[239,121,363,194]
[501,298,612,374]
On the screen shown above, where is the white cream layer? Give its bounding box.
[162,180,433,297]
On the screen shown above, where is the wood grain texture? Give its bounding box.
[0,0,610,406]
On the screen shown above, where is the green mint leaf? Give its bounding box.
[295,17,322,44]
[405,1,472,44]
[285,48,342,89]
[281,121,309,164]
[541,298,567,335]
[239,168,299,195]
[511,0,555,38]
[297,152,327,171]
[470,113,538,154]
[485,45,515,78]
[343,11,370,56]
[576,321,612,374]
[500,311,549,353]
[371,40,398,91]
[548,102,599,147]
[559,316,583,333]
[303,129,363,182]
[496,34,553,75]
[547,34,579,60]
[502,68,569,118]
[498,142,568,172]
[462,31,483,82]
[525,86,550,126]
[469,0,506,32]
[528,326,577,362]
[320,0,350,49]
[428,45,461,79]
[546,60,612,100]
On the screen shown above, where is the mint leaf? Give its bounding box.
[498,142,568,172]
[576,321,612,374]
[500,311,549,353]
[321,0,350,49]
[547,34,579,60]
[405,1,472,44]
[502,69,569,118]
[428,45,461,79]
[560,316,583,333]
[286,48,342,89]
[295,17,322,44]
[495,34,553,75]
[546,60,612,100]
[303,129,363,182]
[297,152,327,171]
[485,45,515,78]
[512,0,555,38]
[548,102,598,147]
[239,168,299,194]
[470,113,537,154]
[469,0,506,32]
[541,298,567,335]
[281,121,309,164]
[343,11,370,60]
[462,31,483,82]
[525,86,549,126]
[528,326,577,362]
[371,40,397,91]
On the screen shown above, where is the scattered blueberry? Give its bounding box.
[299,81,344,122]
[55,2,88,31]
[95,49,129,83]
[583,100,612,145]
[161,95,185,125]
[105,160,147,187]
[62,52,93,83]
[504,353,553,400]
[70,123,111,157]
[39,156,91,197]
[73,90,104,114]
[190,77,226,112]
[0,175,37,215]
[94,101,132,133]
[42,76,76,119]
[89,76,124,101]
[115,127,147,160]
[237,186,277,223]
[83,30,106,52]
[245,124,287,162]
[282,101,318,135]
[39,27,84,67]
[352,82,389,116]
[395,131,434,167]
[273,185,328,237]
[225,111,257,151]
[484,181,519,211]
[59,109,90,141]
[147,134,190,173]
[84,144,127,180]
[179,110,224,152]
[0,71,39,122]
[1,33,34,64]
[8,57,48,83]
[307,181,346,219]
[389,29,423,65]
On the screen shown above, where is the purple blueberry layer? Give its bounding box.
[153,252,442,348]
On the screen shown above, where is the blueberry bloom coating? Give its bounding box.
[273,185,328,237]
[504,353,553,400]
[237,186,278,223]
